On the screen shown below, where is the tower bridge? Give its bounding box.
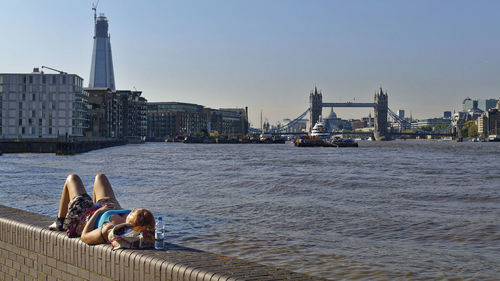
[309,86,389,140]
[272,86,456,140]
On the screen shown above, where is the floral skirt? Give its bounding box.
[62,194,94,231]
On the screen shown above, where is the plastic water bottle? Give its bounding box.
[155,216,165,250]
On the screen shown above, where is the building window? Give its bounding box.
[42,76,46,84]
[29,76,33,84]
[19,119,22,126]
[51,76,56,84]
[32,93,36,101]
[22,127,25,134]
[62,76,66,84]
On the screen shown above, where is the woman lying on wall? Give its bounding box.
[49,173,155,248]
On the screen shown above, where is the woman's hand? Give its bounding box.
[98,203,117,211]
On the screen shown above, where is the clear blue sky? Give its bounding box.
[1,0,499,126]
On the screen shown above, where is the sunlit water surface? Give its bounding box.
[0,141,499,280]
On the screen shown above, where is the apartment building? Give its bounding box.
[0,69,88,139]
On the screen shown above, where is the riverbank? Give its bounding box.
[0,138,127,155]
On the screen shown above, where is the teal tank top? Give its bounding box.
[96,209,131,228]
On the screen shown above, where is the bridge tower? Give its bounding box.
[309,86,323,131]
[374,87,389,141]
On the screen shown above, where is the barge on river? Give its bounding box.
[294,136,358,148]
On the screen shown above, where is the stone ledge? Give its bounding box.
[0,205,326,281]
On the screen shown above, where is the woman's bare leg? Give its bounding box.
[57,174,87,218]
[49,174,87,229]
[92,173,119,204]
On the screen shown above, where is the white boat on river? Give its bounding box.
[310,120,330,138]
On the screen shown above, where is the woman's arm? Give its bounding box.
[80,205,113,245]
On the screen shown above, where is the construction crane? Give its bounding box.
[41,66,67,74]
[92,0,100,24]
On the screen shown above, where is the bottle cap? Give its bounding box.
[157,216,163,221]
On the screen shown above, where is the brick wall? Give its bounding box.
[0,205,324,281]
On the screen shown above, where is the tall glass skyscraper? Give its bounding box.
[88,14,115,91]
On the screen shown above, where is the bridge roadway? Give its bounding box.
[322,102,376,107]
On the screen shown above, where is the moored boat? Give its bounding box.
[488,135,500,142]
[294,136,358,147]
[330,136,359,147]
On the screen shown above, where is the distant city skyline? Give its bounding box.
[1,0,499,126]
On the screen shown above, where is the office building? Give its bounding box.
[350,119,367,130]
[398,109,405,119]
[116,90,148,138]
[210,108,249,136]
[0,69,88,139]
[147,102,207,139]
[84,88,119,138]
[147,102,249,139]
[417,118,451,128]
[477,100,500,137]
[463,98,498,112]
[477,115,487,137]
[478,99,498,112]
[89,14,115,91]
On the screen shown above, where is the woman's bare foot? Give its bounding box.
[48,222,57,230]
[48,217,65,231]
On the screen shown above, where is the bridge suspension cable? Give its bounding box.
[271,108,310,133]
[387,108,411,128]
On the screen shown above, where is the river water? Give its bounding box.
[0,141,499,280]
